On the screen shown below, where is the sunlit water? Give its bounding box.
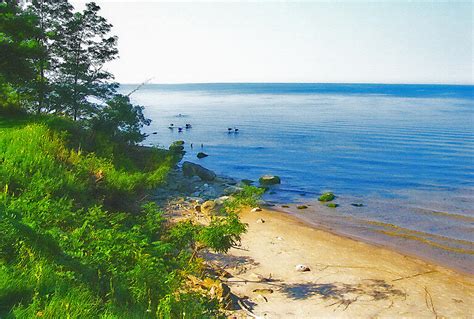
[122,83,474,273]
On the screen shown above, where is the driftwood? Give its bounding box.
[126,78,153,97]
[237,299,262,319]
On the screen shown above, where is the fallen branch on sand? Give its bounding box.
[237,299,262,319]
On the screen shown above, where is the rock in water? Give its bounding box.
[259,175,281,186]
[240,179,254,186]
[326,203,338,208]
[297,205,308,209]
[197,152,208,159]
[318,192,335,202]
[295,264,311,272]
[182,161,216,181]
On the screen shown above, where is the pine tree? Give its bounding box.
[27,0,74,114]
[53,2,118,120]
[0,1,42,110]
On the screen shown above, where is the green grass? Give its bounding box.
[0,114,250,318]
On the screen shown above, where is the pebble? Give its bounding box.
[295,264,311,272]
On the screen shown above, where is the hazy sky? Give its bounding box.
[71,1,473,84]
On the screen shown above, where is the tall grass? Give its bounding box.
[0,118,248,318]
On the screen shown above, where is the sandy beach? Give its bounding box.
[206,207,474,318]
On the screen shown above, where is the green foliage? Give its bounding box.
[0,121,238,317]
[318,192,335,202]
[223,185,265,212]
[199,213,247,253]
[0,2,42,86]
[89,94,151,145]
[0,2,43,112]
[157,293,223,319]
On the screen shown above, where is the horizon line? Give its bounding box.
[118,81,474,86]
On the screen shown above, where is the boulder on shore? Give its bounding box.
[223,185,243,196]
[182,161,216,181]
[259,175,281,186]
[201,200,223,215]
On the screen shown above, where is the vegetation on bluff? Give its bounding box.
[0,1,254,317]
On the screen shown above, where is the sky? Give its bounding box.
[70,1,473,84]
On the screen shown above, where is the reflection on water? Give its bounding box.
[122,83,474,273]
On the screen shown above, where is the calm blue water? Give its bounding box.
[122,83,474,272]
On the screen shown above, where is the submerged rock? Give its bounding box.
[240,179,254,186]
[197,152,208,159]
[351,203,364,207]
[259,175,281,186]
[297,205,308,210]
[326,203,338,208]
[182,161,216,181]
[318,192,335,202]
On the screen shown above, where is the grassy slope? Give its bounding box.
[0,115,213,318]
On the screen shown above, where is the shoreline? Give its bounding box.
[215,207,474,318]
[269,204,474,277]
[156,165,473,276]
[154,166,473,316]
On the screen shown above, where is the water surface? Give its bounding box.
[122,83,474,273]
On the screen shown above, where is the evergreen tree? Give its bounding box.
[27,0,74,114]
[0,1,42,110]
[53,2,118,120]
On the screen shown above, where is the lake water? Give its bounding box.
[122,83,474,273]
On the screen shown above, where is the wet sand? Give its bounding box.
[211,207,474,318]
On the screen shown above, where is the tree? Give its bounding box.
[0,1,42,111]
[89,94,150,145]
[53,2,118,120]
[27,0,74,114]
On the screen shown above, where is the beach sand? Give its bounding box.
[207,207,474,318]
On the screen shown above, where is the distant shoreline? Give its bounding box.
[120,82,474,87]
